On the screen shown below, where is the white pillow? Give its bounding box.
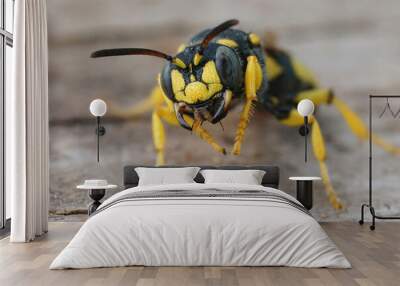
[135,167,200,186]
[200,169,266,185]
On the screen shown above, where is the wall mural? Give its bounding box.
[48,0,400,220]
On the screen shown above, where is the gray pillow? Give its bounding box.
[135,167,201,186]
[200,169,266,185]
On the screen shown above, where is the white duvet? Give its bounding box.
[50,183,350,269]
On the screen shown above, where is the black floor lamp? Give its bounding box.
[359,95,400,230]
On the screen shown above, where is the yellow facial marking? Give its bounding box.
[217,38,238,48]
[171,70,185,94]
[173,58,186,69]
[224,89,233,110]
[265,55,282,80]
[193,53,202,66]
[171,61,223,105]
[207,83,223,97]
[177,44,186,53]
[173,81,223,105]
[175,91,186,101]
[249,33,261,45]
[202,61,221,84]
[184,82,208,103]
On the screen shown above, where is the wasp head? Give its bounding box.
[160,40,243,130]
[91,19,240,131]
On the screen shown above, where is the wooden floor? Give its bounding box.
[0,222,399,286]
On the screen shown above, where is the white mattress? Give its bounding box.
[50,183,350,269]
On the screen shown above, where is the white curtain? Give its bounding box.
[7,0,49,242]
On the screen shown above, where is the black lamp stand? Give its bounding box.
[95,116,106,162]
[299,116,309,162]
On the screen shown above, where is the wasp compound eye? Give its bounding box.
[160,63,176,102]
[215,46,243,91]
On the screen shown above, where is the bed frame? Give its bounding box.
[123,165,280,189]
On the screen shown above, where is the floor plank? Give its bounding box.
[0,222,399,286]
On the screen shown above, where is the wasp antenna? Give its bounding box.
[91,48,173,61]
[219,121,225,131]
[199,19,239,53]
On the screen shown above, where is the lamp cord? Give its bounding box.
[97,116,100,162]
[304,116,308,162]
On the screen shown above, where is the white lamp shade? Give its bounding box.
[297,99,314,117]
[89,99,107,117]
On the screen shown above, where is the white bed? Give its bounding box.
[50,183,350,269]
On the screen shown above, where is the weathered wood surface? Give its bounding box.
[48,0,400,220]
[1,222,400,286]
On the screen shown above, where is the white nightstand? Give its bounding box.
[77,180,118,215]
[289,177,321,210]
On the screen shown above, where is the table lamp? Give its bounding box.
[89,99,107,162]
[297,99,315,162]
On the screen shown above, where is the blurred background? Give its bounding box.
[47,0,400,220]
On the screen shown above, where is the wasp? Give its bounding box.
[91,19,400,209]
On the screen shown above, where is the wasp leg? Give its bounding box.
[232,55,262,155]
[109,86,165,119]
[152,105,226,165]
[332,97,400,155]
[152,108,167,166]
[279,107,344,210]
[152,103,183,165]
[191,120,226,155]
[151,85,178,165]
[296,88,332,106]
[311,117,344,210]
[297,89,400,155]
[279,109,305,127]
[152,102,189,165]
